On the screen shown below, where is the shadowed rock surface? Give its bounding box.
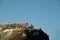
[25,28,49,40]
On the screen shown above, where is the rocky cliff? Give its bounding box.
[0,22,49,40]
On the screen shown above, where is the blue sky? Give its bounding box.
[0,0,60,40]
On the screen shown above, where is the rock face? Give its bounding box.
[9,34,25,40]
[0,22,49,40]
[24,28,49,40]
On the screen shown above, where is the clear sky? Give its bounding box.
[0,0,60,40]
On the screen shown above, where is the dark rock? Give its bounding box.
[25,28,49,40]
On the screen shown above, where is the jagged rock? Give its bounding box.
[24,28,49,40]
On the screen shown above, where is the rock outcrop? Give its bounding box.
[0,22,49,40]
